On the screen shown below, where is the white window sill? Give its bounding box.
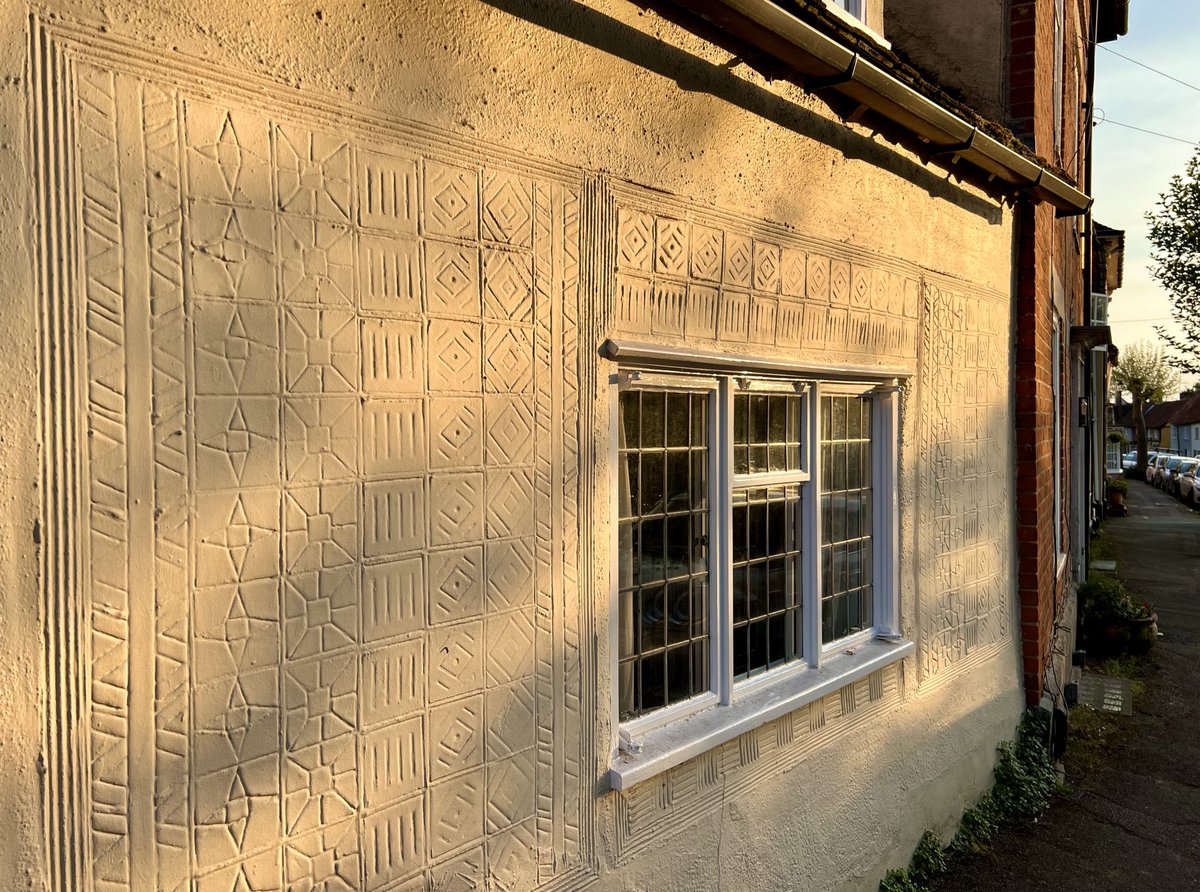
[819,0,893,51]
[607,636,914,791]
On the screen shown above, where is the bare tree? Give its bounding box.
[1112,340,1180,474]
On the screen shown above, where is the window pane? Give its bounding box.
[733,392,804,474]
[618,387,712,720]
[731,485,803,679]
[820,395,874,644]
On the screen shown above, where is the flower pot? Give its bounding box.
[1127,613,1159,655]
[1107,488,1128,516]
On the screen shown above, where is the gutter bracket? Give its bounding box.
[1056,196,1094,219]
[930,126,978,156]
[804,54,859,93]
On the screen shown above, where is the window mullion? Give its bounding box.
[715,377,735,705]
[805,382,823,668]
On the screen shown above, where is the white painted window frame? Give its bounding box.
[608,350,907,785]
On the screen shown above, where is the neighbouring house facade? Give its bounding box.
[0,1,1123,890]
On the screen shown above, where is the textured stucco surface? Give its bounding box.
[2,1,1029,890]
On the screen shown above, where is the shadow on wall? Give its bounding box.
[479,0,1004,224]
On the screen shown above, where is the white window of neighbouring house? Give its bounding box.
[829,0,864,23]
[614,370,899,725]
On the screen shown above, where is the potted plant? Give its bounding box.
[1079,575,1157,655]
[1106,475,1129,515]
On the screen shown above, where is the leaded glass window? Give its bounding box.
[820,393,873,643]
[617,388,710,720]
[615,370,896,728]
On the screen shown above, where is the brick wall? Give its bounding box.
[1009,0,1090,704]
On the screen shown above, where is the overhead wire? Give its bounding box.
[1092,45,1200,146]
[1098,44,1200,94]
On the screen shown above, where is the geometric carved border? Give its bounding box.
[914,281,1014,687]
[609,184,922,363]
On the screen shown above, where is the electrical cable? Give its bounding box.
[1097,44,1200,94]
[1094,115,1200,147]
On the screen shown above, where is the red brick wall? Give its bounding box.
[1009,0,1089,704]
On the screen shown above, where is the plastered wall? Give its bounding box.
[3,2,1027,890]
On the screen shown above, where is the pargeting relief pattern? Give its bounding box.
[915,284,1012,680]
[613,664,902,862]
[66,45,589,891]
[611,202,920,360]
[44,17,1015,892]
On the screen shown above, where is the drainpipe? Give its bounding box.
[681,0,1093,214]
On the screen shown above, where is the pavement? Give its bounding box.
[932,479,1200,891]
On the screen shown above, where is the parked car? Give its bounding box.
[1157,455,1186,491]
[1169,458,1200,498]
[1145,453,1163,485]
[1180,462,1200,507]
[1121,450,1138,471]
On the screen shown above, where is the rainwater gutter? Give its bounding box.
[681,0,1092,215]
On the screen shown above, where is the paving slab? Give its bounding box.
[932,479,1200,891]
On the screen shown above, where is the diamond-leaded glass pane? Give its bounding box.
[618,388,711,720]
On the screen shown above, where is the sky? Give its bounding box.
[1092,2,1200,397]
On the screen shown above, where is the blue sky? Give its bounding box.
[1092,1,1200,394]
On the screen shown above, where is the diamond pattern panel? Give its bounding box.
[654,217,687,277]
[428,621,483,703]
[429,695,483,780]
[485,678,535,760]
[482,171,533,247]
[486,749,535,832]
[424,159,478,239]
[429,546,484,625]
[484,538,535,613]
[483,248,533,323]
[483,325,533,394]
[485,468,534,539]
[484,609,535,686]
[617,208,653,272]
[428,319,482,392]
[425,241,481,317]
[484,396,534,466]
[431,472,484,546]
[430,397,483,469]
[429,769,485,857]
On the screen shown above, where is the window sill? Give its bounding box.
[607,636,914,791]
[819,0,893,51]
